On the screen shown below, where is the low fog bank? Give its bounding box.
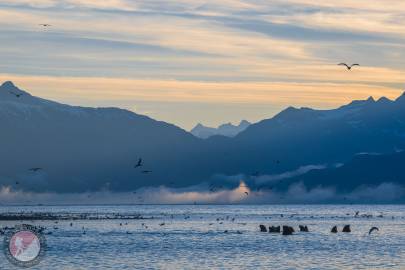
[0,182,404,205]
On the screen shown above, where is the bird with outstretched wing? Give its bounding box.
[134,158,143,168]
[338,63,360,70]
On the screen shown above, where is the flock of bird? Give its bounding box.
[0,210,383,238]
[5,59,362,205]
[3,28,366,220]
[13,157,150,187]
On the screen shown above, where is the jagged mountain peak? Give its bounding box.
[1,81,16,88]
[366,96,375,102]
[0,81,25,93]
[191,120,251,138]
[0,81,34,102]
[395,91,405,103]
[377,96,393,104]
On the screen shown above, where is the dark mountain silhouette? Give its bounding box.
[0,81,206,192]
[211,92,405,176]
[1,81,405,194]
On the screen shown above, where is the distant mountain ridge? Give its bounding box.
[225,91,405,174]
[0,81,204,192]
[1,81,405,198]
[191,120,251,138]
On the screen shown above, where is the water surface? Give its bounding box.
[0,205,404,269]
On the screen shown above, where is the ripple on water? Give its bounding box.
[0,204,404,269]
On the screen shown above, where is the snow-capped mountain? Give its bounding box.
[0,81,204,192]
[191,120,251,139]
[1,81,405,196]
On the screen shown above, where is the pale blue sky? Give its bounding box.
[0,0,404,129]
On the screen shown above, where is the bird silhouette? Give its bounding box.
[29,168,43,172]
[134,158,143,168]
[9,91,23,98]
[369,227,379,235]
[338,63,360,70]
[39,24,51,27]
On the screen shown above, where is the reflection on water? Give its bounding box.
[1,205,404,269]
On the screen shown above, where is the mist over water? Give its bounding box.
[1,204,404,269]
[1,181,404,205]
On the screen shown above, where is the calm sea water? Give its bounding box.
[0,205,404,270]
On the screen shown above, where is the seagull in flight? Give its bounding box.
[134,158,143,168]
[29,168,43,172]
[9,92,23,98]
[338,63,360,70]
[369,227,379,235]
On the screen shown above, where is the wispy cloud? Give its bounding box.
[1,73,403,129]
[0,0,404,127]
[1,181,404,205]
[254,165,327,185]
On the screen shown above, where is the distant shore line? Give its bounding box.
[0,212,150,221]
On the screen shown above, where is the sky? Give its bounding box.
[0,0,404,129]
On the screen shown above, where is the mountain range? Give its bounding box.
[190,120,251,139]
[1,81,404,196]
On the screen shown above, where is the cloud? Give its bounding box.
[254,165,327,185]
[0,0,136,10]
[0,0,404,128]
[1,182,404,205]
[0,75,402,105]
[1,74,403,129]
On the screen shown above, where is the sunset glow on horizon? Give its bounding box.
[0,0,404,129]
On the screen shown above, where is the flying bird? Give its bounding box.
[9,91,23,98]
[29,168,43,172]
[369,227,379,235]
[134,158,143,168]
[39,24,51,27]
[338,63,360,70]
